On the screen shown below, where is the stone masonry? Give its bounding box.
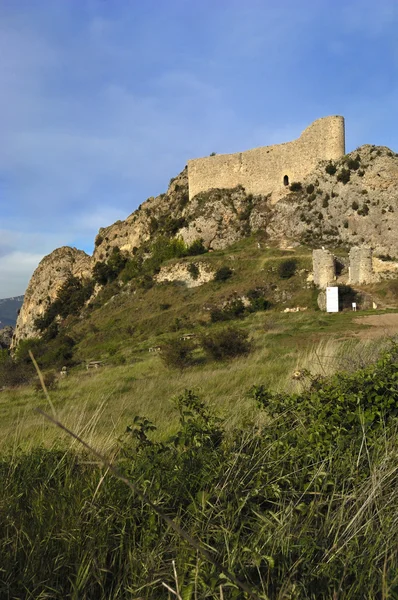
[188,116,345,202]
[313,249,336,289]
[348,246,375,285]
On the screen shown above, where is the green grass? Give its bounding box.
[1,307,395,454]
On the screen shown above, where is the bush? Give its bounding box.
[306,184,315,194]
[278,259,297,279]
[289,181,302,192]
[34,371,58,393]
[186,239,207,256]
[351,200,359,210]
[337,168,351,184]
[214,266,233,282]
[246,289,271,312]
[160,338,196,370]
[210,298,246,323]
[187,263,200,280]
[346,158,360,171]
[325,162,337,175]
[201,327,251,360]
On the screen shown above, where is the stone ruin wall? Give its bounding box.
[187,116,345,202]
[348,246,375,285]
[313,249,336,289]
[313,246,377,290]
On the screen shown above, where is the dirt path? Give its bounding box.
[354,313,398,339]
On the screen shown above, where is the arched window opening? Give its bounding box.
[283,175,289,186]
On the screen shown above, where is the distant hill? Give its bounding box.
[0,296,24,327]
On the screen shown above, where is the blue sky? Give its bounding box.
[1,0,398,297]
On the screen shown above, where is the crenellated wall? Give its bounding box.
[188,116,345,201]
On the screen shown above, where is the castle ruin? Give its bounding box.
[313,246,376,290]
[187,115,345,201]
[348,246,374,285]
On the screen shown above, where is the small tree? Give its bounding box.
[337,168,351,184]
[214,266,233,282]
[325,162,337,175]
[278,259,297,279]
[160,338,196,370]
[201,327,251,361]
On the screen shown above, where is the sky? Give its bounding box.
[1,0,398,297]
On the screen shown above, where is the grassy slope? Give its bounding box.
[1,236,396,454]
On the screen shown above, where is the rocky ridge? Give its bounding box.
[12,247,92,346]
[12,144,398,348]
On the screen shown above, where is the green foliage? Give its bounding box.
[201,326,251,360]
[185,238,207,256]
[160,338,196,370]
[3,350,398,597]
[35,276,94,332]
[325,162,337,175]
[346,157,360,170]
[34,370,58,393]
[187,263,200,280]
[246,288,271,312]
[306,184,315,194]
[337,168,351,184]
[210,298,246,323]
[278,258,298,279]
[214,266,233,282]
[93,248,127,286]
[289,181,302,192]
[351,200,359,210]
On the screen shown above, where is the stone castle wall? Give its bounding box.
[187,116,345,201]
[313,249,336,289]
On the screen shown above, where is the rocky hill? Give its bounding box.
[12,248,92,346]
[0,295,24,327]
[12,144,398,348]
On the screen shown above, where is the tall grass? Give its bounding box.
[2,347,398,598]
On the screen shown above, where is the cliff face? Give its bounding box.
[269,145,398,256]
[12,144,398,348]
[12,247,92,348]
[92,168,189,262]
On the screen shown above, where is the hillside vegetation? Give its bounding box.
[2,144,398,598]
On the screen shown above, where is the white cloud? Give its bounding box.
[0,251,44,298]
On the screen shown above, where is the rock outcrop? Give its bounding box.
[0,326,14,349]
[268,145,398,256]
[13,144,398,348]
[12,247,92,348]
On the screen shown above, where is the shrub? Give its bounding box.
[322,197,329,208]
[201,327,251,360]
[325,162,337,175]
[306,184,315,194]
[34,371,58,393]
[346,158,360,171]
[214,266,233,282]
[186,239,207,256]
[94,234,103,247]
[278,259,297,279]
[289,181,302,192]
[187,263,200,280]
[351,200,359,210]
[210,298,246,323]
[246,289,271,312]
[160,338,196,370]
[337,168,351,184]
